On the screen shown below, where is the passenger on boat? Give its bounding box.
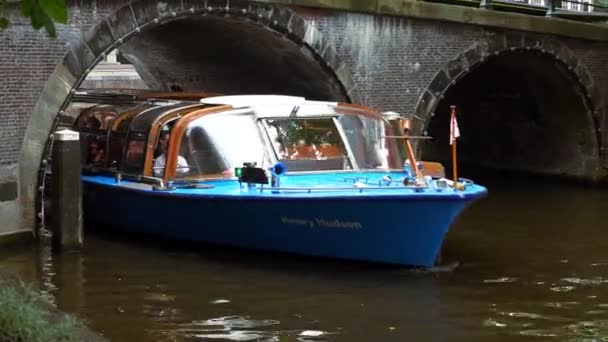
[125,140,145,167]
[153,130,189,177]
[87,138,105,166]
[84,116,101,130]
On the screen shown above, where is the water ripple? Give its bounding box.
[157,316,337,341]
[561,277,608,286]
[190,330,279,341]
[483,277,518,283]
[544,302,580,309]
[499,318,608,340]
[210,299,230,304]
[498,311,546,320]
[200,316,281,329]
[550,286,575,292]
[483,318,507,328]
[519,329,558,337]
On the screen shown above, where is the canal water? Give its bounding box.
[1,173,607,341]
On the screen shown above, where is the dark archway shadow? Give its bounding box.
[116,16,346,101]
[420,50,602,182]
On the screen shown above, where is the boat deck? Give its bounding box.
[82,172,487,200]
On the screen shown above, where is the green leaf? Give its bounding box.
[20,0,34,17]
[40,0,67,24]
[42,14,56,37]
[14,0,68,37]
[29,6,47,29]
[0,18,8,30]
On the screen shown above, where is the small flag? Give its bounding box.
[450,109,460,146]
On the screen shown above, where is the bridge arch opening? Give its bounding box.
[105,15,348,99]
[421,50,602,181]
[23,2,358,231]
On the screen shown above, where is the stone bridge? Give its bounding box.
[0,0,607,242]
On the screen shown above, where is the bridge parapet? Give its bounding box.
[260,0,608,41]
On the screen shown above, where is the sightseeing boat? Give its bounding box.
[73,94,487,267]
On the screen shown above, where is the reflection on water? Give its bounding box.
[0,174,607,341]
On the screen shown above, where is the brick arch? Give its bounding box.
[20,0,360,230]
[412,33,605,164]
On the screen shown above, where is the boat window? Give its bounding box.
[337,112,403,170]
[107,113,138,170]
[175,111,269,179]
[263,117,351,172]
[75,107,117,132]
[107,132,126,170]
[85,136,106,167]
[151,120,181,178]
[123,132,146,174]
[73,106,118,168]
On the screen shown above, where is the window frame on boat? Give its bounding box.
[121,103,207,177]
[161,101,407,181]
[259,115,357,172]
[252,102,356,170]
[165,103,366,180]
[73,96,411,185]
[106,103,154,170]
[73,104,120,168]
[163,105,234,181]
[120,105,169,174]
[73,104,119,133]
[176,108,274,179]
[255,102,405,173]
[142,103,206,178]
[334,103,406,170]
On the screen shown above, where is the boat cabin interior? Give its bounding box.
[73,95,444,185]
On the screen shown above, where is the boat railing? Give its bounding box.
[257,185,430,193]
[256,176,474,193]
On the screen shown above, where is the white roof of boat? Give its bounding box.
[200,95,337,108]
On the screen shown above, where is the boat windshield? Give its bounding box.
[263,117,352,172]
[173,103,405,178]
[337,112,403,170]
[175,110,271,179]
[262,107,403,172]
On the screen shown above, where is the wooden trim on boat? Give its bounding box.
[335,103,384,121]
[110,107,145,132]
[175,170,233,181]
[337,102,378,112]
[164,105,233,181]
[143,104,206,177]
[74,104,117,128]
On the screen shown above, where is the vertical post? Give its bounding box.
[546,0,556,16]
[402,119,425,186]
[51,129,82,252]
[450,106,459,187]
[480,0,493,9]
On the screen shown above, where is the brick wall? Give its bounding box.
[0,1,123,236]
[300,10,483,114]
[565,39,608,154]
[0,2,120,167]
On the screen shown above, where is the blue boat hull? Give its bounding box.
[82,175,485,267]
